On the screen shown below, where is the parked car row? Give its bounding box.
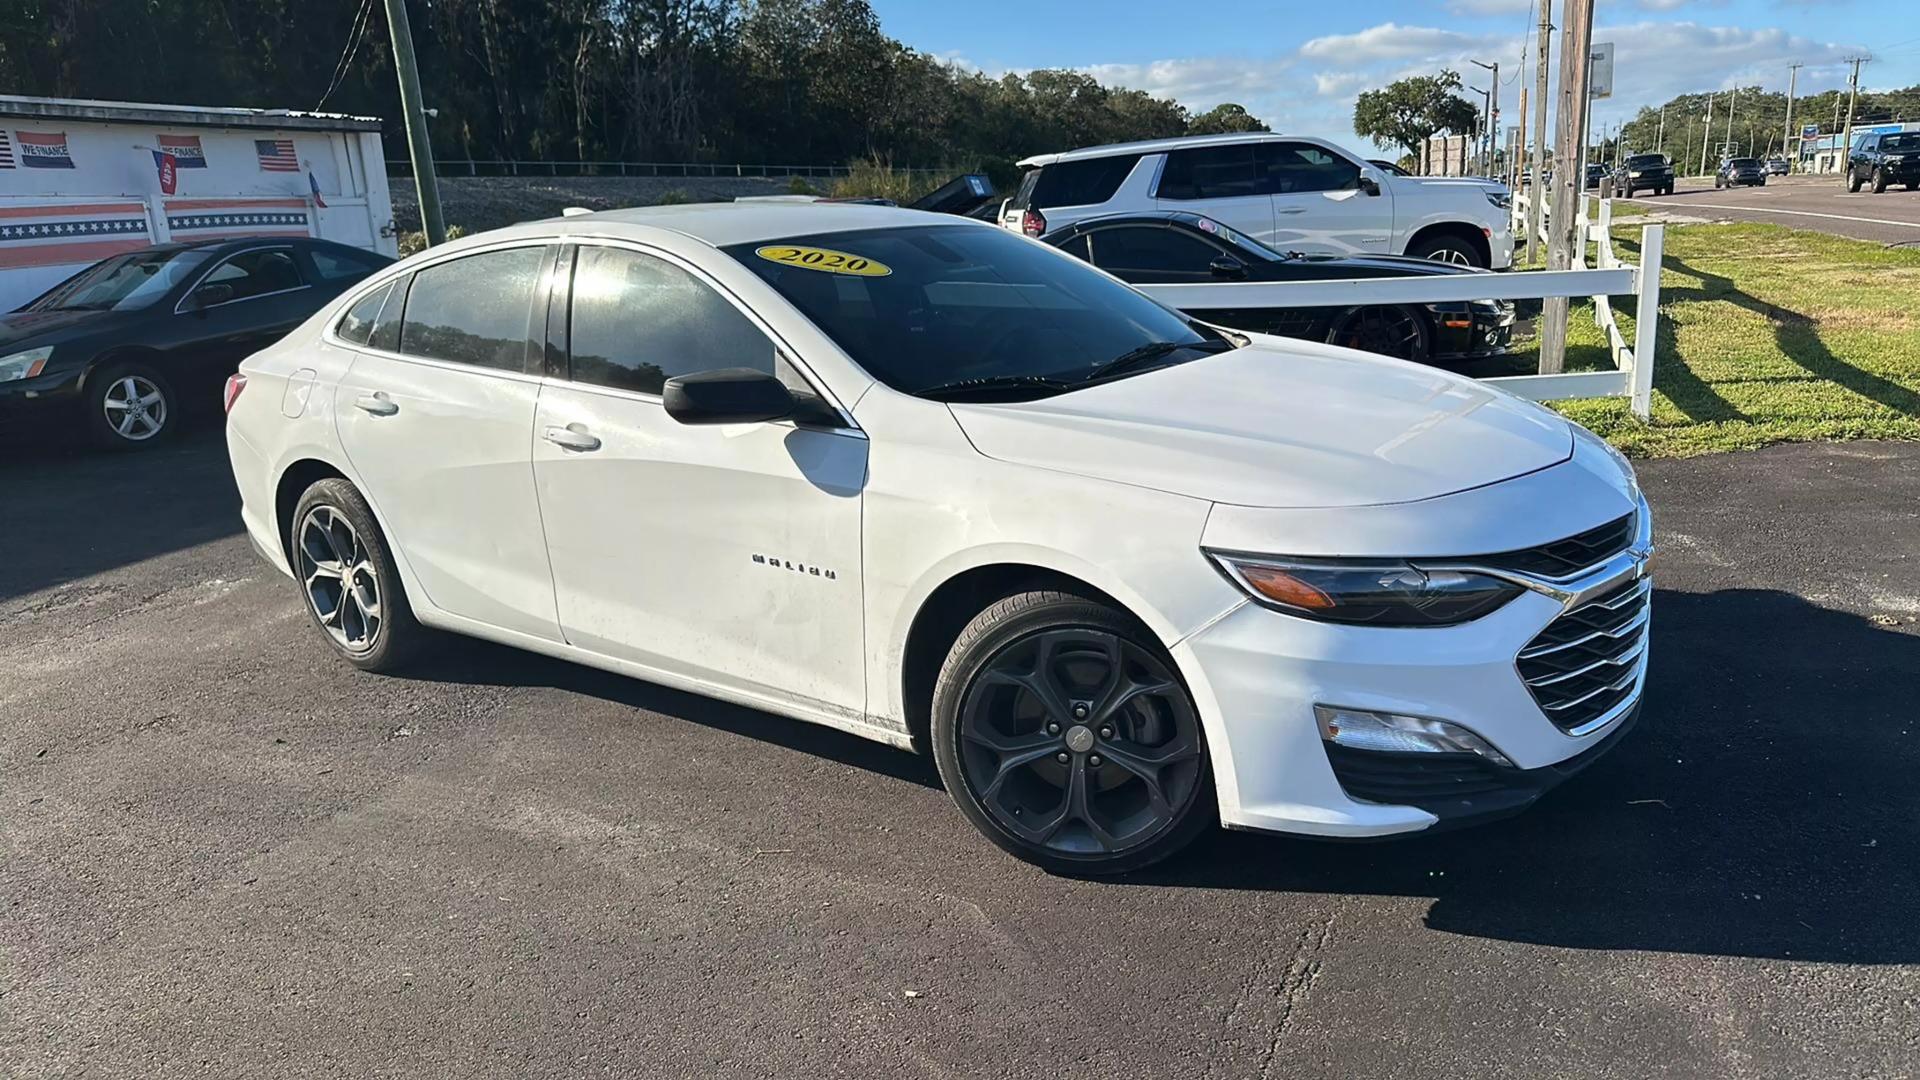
[224,201,1651,874]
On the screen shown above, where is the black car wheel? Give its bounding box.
[85,361,175,450]
[290,478,426,673]
[1331,305,1431,364]
[1406,234,1483,267]
[1871,167,1888,194]
[931,591,1213,875]
[1848,170,1865,193]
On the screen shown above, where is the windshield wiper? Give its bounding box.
[917,374,1076,401]
[1082,338,1234,384]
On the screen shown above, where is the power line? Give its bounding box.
[316,0,378,112]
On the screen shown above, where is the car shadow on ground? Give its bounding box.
[0,429,241,603]
[395,584,1915,965]
[1138,587,1917,965]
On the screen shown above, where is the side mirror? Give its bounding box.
[662,367,795,425]
[1358,175,1382,197]
[185,282,234,311]
[1209,255,1248,280]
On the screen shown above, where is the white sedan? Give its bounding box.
[224,202,1651,874]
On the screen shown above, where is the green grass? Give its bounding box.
[1481,221,1920,457]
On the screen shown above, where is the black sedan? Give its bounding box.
[1042,212,1513,365]
[0,237,390,449]
[1715,157,1767,188]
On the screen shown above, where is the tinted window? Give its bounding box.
[335,282,392,345]
[726,225,1214,395]
[1158,144,1260,200]
[308,246,387,282]
[204,249,304,301]
[1883,134,1920,152]
[1051,233,1091,261]
[398,246,544,371]
[1627,154,1667,168]
[23,248,212,312]
[1729,158,1759,168]
[1086,226,1220,274]
[567,245,775,395]
[1023,155,1142,209]
[1260,142,1360,194]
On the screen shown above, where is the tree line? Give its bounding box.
[1614,84,1920,166]
[0,0,1267,183]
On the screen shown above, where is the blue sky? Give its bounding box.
[869,1,1920,153]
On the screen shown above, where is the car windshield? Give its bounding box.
[1882,134,1920,152]
[1730,158,1759,168]
[1628,155,1665,167]
[726,224,1227,399]
[24,249,213,312]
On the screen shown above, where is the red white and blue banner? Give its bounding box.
[0,202,152,269]
[164,198,312,241]
[16,131,76,169]
[157,134,208,168]
[151,150,178,196]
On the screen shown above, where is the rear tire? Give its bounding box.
[85,362,176,451]
[1848,170,1864,193]
[1871,168,1888,194]
[930,591,1214,876]
[289,478,425,673]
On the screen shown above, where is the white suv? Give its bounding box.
[1003,133,1514,268]
[226,203,1644,875]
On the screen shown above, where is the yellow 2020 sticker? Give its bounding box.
[754,245,891,276]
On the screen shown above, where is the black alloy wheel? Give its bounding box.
[931,592,1211,875]
[1332,305,1431,364]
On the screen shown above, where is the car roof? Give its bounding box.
[439,200,990,251]
[1016,131,1295,169]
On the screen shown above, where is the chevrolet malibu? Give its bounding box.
[225,203,1652,874]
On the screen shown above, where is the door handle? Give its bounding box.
[543,424,601,452]
[353,392,398,416]
[1277,207,1307,215]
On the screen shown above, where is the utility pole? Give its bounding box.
[1783,63,1802,171]
[1723,86,1738,163]
[1472,60,1499,178]
[1656,103,1665,156]
[1515,87,1529,191]
[1839,56,1869,188]
[1700,93,1714,176]
[1542,0,1594,376]
[1528,0,1552,264]
[383,0,446,247]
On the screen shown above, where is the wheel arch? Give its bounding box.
[81,346,170,392]
[897,560,1149,756]
[273,458,353,572]
[1404,221,1491,267]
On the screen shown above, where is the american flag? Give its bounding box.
[255,138,298,172]
[0,130,12,169]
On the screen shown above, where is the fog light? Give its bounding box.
[1314,705,1513,766]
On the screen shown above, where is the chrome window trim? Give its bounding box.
[173,245,309,315]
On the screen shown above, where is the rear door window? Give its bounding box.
[396,246,545,372]
[202,249,305,302]
[565,244,777,396]
[307,246,388,282]
[1158,144,1260,200]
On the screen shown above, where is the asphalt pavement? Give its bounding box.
[3,431,1917,1079]
[1628,173,1920,246]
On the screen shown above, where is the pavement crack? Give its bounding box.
[1256,910,1336,1080]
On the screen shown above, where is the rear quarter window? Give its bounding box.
[1022,155,1142,210]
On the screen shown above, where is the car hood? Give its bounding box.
[1385,175,1506,193]
[1264,252,1483,279]
[0,307,127,352]
[948,341,1573,509]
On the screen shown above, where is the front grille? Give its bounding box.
[1476,513,1635,579]
[1518,578,1650,734]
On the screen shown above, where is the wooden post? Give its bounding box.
[1541,0,1594,375]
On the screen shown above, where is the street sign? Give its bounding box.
[1589,42,1614,100]
[1801,123,1820,140]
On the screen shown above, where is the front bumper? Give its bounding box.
[1175,480,1651,839]
[0,365,86,428]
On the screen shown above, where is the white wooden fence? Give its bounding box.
[1139,196,1663,419]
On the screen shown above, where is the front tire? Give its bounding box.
[85,362,175,450]
[930,591,1214,875]
[1330,305,1432,364]
[290,478,424,673]
[1849,170,1864,192]
[1871,167,1888,194]
[1406,233,1484,267]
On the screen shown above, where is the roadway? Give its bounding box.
[1625,173,1920,246]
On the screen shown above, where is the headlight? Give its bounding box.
[1484,189,1511,210]
[0,346,53,382]
[1208,553,1523,626]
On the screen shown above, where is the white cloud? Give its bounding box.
[1300,23,1481,62]
[1446,0,1532,14]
